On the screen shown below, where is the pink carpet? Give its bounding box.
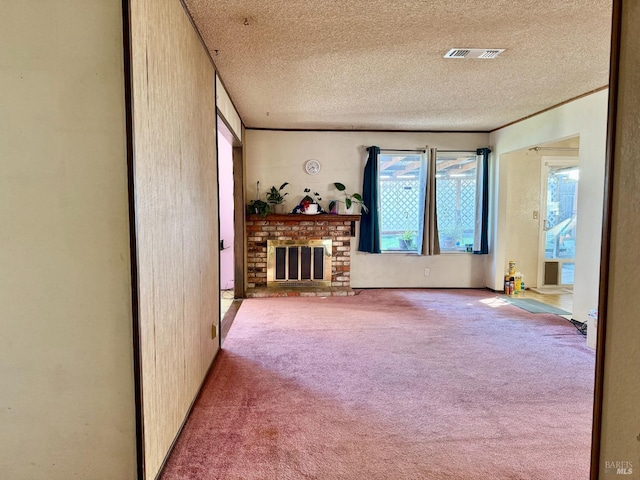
[160,289,595,479]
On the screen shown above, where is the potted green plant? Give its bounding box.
[246,180,271,217]
[246,199,270,217]
[265,182,289,214]
[400,230,416,250]
[333,182,368,214]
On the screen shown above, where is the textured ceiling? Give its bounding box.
[183,0,612,131]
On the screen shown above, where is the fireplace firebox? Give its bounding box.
[267,239,332,287]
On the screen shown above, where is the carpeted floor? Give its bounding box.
[160,289,595,480]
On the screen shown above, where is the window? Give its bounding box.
[361,147,487,255]
[435,151,479,252]
[378,152,427,253]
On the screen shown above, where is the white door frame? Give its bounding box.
[537,156,579,288]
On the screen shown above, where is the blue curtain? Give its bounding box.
[358,146,381,253]
[473,147,491,254]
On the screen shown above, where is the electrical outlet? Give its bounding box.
[211,324,217,339]
[424,268,430,277]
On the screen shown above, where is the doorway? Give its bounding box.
[217,116,237,320]
[216,115,245,343]
[538,157,579,289]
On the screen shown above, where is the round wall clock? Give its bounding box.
[304,159,321,175]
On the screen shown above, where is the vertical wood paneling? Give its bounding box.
[130,0,219,477]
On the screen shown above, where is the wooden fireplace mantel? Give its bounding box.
[246,213,361,222]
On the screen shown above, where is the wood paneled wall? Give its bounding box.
[130,0,219,478]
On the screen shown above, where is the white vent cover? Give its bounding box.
[444,48,505,59]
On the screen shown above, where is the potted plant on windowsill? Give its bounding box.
[265,182,289,214]
[333,182,368,214]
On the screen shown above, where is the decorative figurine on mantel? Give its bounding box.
[291,188,326,214]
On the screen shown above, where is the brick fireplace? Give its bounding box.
[245,214,360,297]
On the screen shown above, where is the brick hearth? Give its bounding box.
[245,214,360,297]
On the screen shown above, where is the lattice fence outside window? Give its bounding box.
[436,178,477,249]
[380,178,421,233]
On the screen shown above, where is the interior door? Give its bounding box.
[538,158,579,288]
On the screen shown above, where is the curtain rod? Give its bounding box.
[366,147,426,153]
[529,147,579,152]
[436,149,478,153]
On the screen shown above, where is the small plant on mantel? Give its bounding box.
[265,182,288,204]
[246,180,271,217]
[333,182,368,213]
[246,199,270,217]
[265,182,289,213]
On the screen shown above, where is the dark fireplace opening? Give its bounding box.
[267,240,332,287]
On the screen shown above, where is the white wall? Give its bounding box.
[216,75,242,143]
[0,1,136,479]
[501,150,543,288]
[245,130,490,288]
[490,90,609,348]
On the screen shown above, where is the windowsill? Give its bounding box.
[377,250,475,255]
[381,251,421,254]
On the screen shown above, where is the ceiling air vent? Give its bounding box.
[444,48,505,59]
[445,49,470,58]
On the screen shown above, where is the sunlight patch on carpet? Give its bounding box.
[480,296,511,308]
